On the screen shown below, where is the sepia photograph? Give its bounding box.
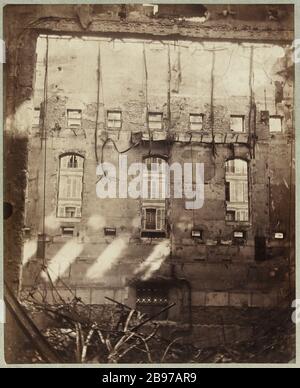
[1,2,298,368]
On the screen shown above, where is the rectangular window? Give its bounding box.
[148,113,163,130]
[189,114,203,131]
[145,208,156,230]
[107,111,122,128]
[61,227,74,237]
[141,207,166,238]
[104,227,117,237]
[57,154,84,219]
[230,115,245,133]
[233,231,246,240]
[58,205,81,218]
[67,109,82,128]
[191,229,203,239]
[225,182,230,202]
[274,232,284,240]
[225,159,249,222]
[143,208,165,231]
[65,207,76,218]
[226,211,236,222]
[269,116,282,133]
[33,108,40,126]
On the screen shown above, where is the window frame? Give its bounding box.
[61,226,75,237]
[148,112,163,130]
[107,110,122,129]
[57,153,84,220]
[33,107,41,126]
[189,113,204,131]
[225,158,250,223]
[269,115,283,133]
[230,115,245,133]
[67,109,82,129]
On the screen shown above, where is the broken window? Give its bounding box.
[67,109,82,128]
[107,111,122,129]
[148,113,163,130]
[189,114,203,131]
[230,115,245,133]
[225,159,249,222]
[57,154,84,219]
[136,285,169,320]
[269,115,282,133]
[142,157,167,238]
[33,107,41,126]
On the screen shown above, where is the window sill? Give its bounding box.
[225,221,251,227]
[56,217,81,223]
[141,230,167,239]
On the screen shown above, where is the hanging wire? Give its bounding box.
[94,42,101,164]
[41,36,49,268]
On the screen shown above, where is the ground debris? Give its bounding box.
[20,295,295,364]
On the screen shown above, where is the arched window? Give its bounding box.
[225,159,249,222]
[142,157,167,237]
[57,154,84,219]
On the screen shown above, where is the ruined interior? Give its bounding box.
[3,4,296,363]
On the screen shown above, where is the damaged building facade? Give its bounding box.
[4,4,295,346]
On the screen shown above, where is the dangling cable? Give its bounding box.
[41,36,49,268]
[94,43,101,164]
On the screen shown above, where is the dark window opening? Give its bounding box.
[36,234,45,258]
[136,285,169,320]
[225,182,230,202]
[145,208,156,230]
[104,227,117,237]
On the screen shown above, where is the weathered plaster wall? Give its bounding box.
[16,35,294,321]
[4,5,295,336]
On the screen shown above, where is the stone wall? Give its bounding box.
[4,5,295,329]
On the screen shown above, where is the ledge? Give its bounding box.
[31,17,294,43]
